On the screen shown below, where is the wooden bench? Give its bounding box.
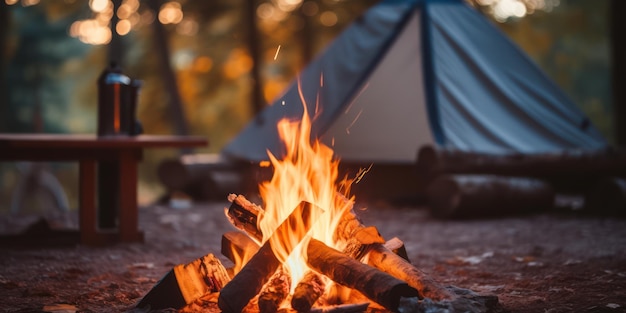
[0,134,208,245]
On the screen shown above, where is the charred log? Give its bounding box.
[291,271,327,312]
[306,238,418,312]
[426,174,556,219]
[258,267,291,313]
[218,201,319,313]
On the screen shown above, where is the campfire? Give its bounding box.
[138,102,499,312]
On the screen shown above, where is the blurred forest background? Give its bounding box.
[0,0,618,212]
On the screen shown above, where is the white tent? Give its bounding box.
[223,0,606,164]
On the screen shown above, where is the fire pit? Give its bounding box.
[138,103,499,312]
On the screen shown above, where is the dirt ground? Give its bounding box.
[1,200,625,313]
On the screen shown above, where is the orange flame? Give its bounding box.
[257,82,355,290]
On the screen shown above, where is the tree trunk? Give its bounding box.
[0,2,9,132]
[611,0,626,146]
[246,0,264,115]
[147,0,190,139]
[108,0,123,66]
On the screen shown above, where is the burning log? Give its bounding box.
[221,231,260,275]
[290,213,384,312]
[291,271,327,312]
[226,195,452,301]
[218,201,320,313]
[365,243,451,301]
[306,238,418,312]
[136,253,230,311]
[335,209,453,301]
[277,303,370,313]
[310,303,370,313]
[258,267,291,313]
[426,174,555,219]
[227,193,264,242]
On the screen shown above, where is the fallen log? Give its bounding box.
[416,145,626,192]
[136,253,230,310]
[306,238,418,312]
[218,201,320,313]
[426,174,555,219]
[157,154,247,201]
[584,177,626,216]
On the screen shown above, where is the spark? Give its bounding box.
[344,82,369,114]
[354,164,373,184]
[274,45,281,60]
[345,109,363,135]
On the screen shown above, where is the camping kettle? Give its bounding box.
[97,63,143,136]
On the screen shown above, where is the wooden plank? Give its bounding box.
[118,149,142,242]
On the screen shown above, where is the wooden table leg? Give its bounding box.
[79,160,97,245]
[118,149,143,242]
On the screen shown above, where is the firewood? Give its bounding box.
[258,267,291,313]
[221,231,261,273]
[291,270,326,312]
[226,194,265,242]
[218,201,320,313]
[426,174,555,219]
[137,253,230,310]
[276,303,370,313]
[333,210,384,260]
[306,238,418,312]
[366,243,452,301]
[309,302,370,313]
[384,237,410,263]
[225,197,451,301]
[334,209,453,300]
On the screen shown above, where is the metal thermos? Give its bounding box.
[97,63,142,136]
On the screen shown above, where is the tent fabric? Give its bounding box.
[223,0,606,164]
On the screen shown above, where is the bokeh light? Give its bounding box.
[159,1,184,25]
[319,11,338,27]
[89,0,110,13]
[116,19,132,35]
